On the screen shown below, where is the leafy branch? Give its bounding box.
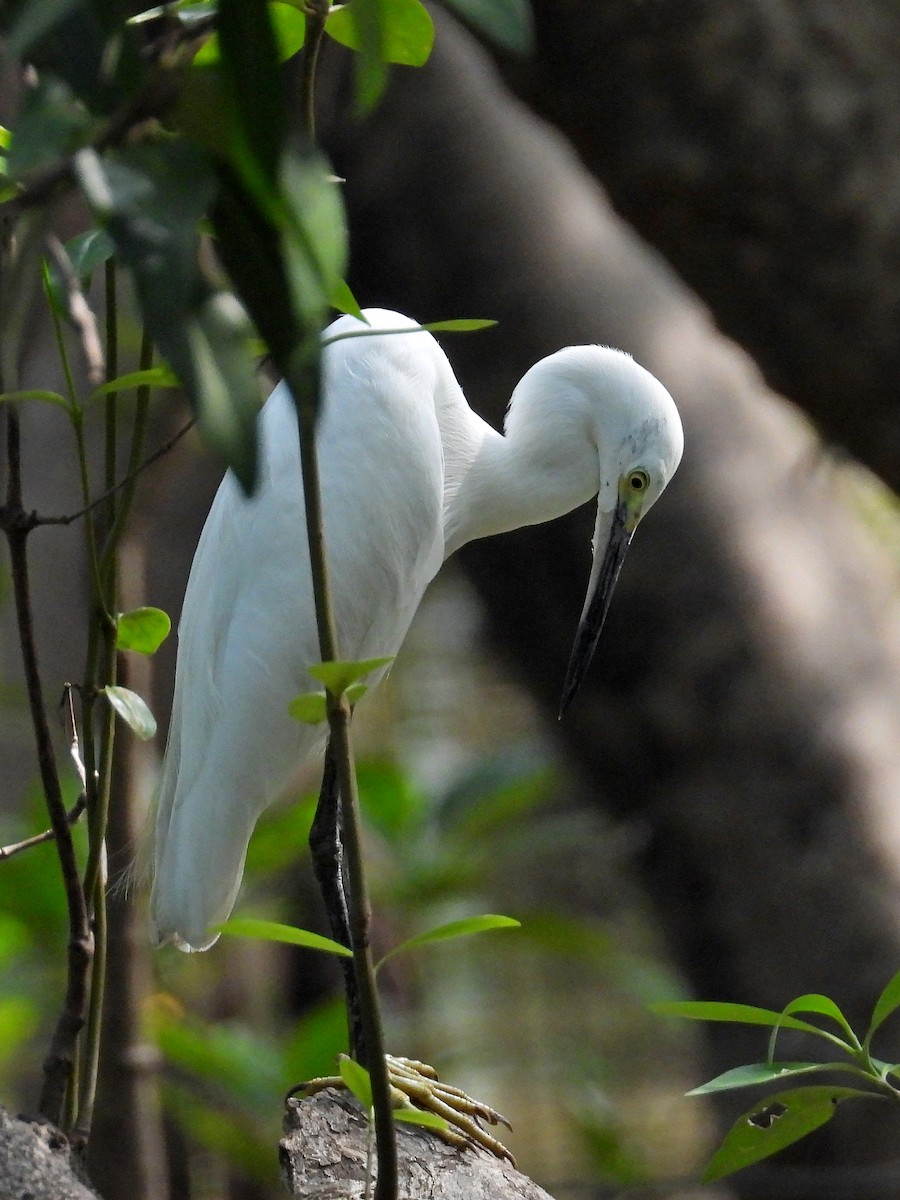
[655,972,900,1181]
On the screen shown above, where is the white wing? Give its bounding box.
[151,312,446,950]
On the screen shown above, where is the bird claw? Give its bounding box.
[287,1054,515,1166]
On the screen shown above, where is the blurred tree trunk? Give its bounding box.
[520,0,900,486]
[316,7,900,1195]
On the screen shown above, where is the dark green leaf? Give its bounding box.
[193,1,306,65]
[865,970,900,1048]
[702,1087,875,1183]
[328,0,387,112]
[103,685,157,739]
[5,74,92,179]
[116,607,171,655]
[339,1054,373,1108]
[216,0,285,183]
[65,226,115,283]
[215,917,353,957]
[441,0,534,55]
[688,1063,839,1096]
[76,141,261,490]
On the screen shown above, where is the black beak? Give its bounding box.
[558,497,634,717]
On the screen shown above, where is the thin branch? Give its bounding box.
[37,418,195,527]
[44,235,105,389]
[302,0,331,142]
[0,795,87,861]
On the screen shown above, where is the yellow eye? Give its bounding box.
[628,470,649,493]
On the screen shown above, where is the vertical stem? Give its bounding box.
[4,405,93,1126]
[287,351,398,1200]
[301,1,331,141]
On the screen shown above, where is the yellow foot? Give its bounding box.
[288,1054,515,1165]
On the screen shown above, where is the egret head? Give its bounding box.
[556,347,684,715]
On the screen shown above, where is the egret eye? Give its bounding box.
[628,470,650,493]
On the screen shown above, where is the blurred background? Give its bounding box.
[4,2,900,1198]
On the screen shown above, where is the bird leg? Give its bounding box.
[288,1055,515,1165]
[308,736,366,1061]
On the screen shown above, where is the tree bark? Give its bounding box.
[318,9,900,1194]
[522,0,900,486]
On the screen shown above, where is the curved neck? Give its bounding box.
[440,400,599,559]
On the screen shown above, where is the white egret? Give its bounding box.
[150,308,683,952]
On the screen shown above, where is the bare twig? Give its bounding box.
[37,419,195,528]
[44,235,105,389]
[0,795,87,861]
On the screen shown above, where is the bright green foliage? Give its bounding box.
[116,607,172,655]
[339,1053,373,1108]
[703,1087,875,1183]
[660,972,900,1181]
[215,916,352,957]
[326,0,434,70]
[309,656,394,695]
[376,913,520,970]
[102,684,158,740]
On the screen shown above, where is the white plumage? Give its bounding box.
[150,309,683,950]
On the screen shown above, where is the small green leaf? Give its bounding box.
[89,366,179,402]
[339,1054,373,1108]
[288,692,327,725]
[441,0,534,55]
[331,278,366,321]
[650,1001,829,1038]
[309,657,393,695]
[65,227,115,284]
[103,685,157,740]
[865,970,900,1048]
[423,318,497,332]
[326,0,435,66]
[193,1,307,65]
[0,389,70,411]
[377,914,520,969]
[688,1062,838,1096]
[395,1108,450,1131]
[702,1087,875,1184]
[215,917,352,957]
[116,607,171,655]
[780,994,858,1043]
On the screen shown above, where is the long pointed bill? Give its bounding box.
[559,489,639,717]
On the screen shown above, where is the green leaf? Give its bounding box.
[64,227,115,283]
[328,0,387,112]
[702,1087,875,1184]
[865,970,900,1048]
[395,1108,450,1130]
[75,140,262,492]
[103,685,157,740]
[89,366,179,402]
[287,692,327,725]
[193,1,306,65]
[0,389,70,411]
[423,318,497,332]
[116,607,171,655]
[215,917,353,957]
[441,0,534,55]
[377,914,520,969]
[5,74,92,179]
[331,277,366,321]
[216,0,285,183]
[688,1062,840,1096]
[339,1054,373,1108]
[779,994,858,1044]
[309,657,393,695]
[650,1001,830,1038]
[326,0,435,66]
